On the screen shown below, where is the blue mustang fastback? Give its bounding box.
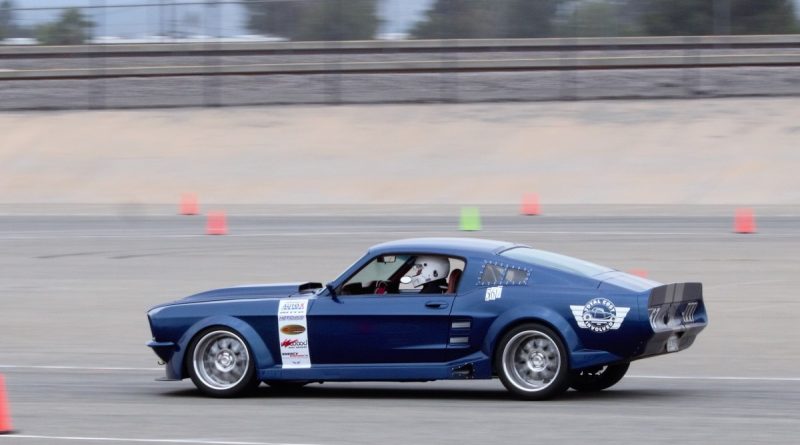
[147,238,707,400]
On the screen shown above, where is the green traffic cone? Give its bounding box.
[460,207,482,231]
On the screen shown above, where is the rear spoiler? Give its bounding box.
[648,282,703,307]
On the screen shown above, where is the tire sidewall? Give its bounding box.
[187,327,258,397]
[494,323,570,400]
[569,362,630,392]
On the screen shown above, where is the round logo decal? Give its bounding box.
[581,298,618,333]
[280,324,306,335]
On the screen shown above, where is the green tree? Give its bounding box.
[502,0,560,38]
[638,0,797,36]
[561,0,643,37]
[410,0,563,39]
[245,0,379,41]
[0,0,15,40]
[410,0,498,39]
[35,8,94,45]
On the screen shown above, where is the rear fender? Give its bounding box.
[482,305,580,368]
[168,315,275,380]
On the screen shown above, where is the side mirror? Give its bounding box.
[400,276,412,284]
[325,283,339,302]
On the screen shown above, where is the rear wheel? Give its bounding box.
[187,328,258,397]
[569,363,630,392]
[495,323,569,400]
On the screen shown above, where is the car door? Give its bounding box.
[307,293,455,364]
[306,253,456,365]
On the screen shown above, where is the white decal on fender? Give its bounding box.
[485,286,503,302]
[277,299,311,369]
[570,298,630,333]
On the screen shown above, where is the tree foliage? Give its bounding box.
[409,0,497,39]
[0,0,15,40]
[502,0,560,38]
[36,8,94,45]
[245,0,379,41]
[561,1,643,37]
[410,0,562,39]
[639,0,797,35]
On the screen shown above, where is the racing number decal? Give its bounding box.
[485,286,503,302]
[277,299,311,368]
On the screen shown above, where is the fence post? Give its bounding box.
[203,0,222,107]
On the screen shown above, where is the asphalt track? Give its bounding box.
[1,205,799,444]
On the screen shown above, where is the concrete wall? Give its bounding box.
[1,97,798,205]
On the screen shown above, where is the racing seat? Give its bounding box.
[447,268,463,294]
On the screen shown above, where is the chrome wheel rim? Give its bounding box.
[192,330,250,390]
[502,330,561,392]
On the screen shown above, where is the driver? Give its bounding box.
[407,255,450,294]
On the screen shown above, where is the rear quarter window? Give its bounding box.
[478,262,530,286]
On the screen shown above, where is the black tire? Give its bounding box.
[569,363,630,392]
[494,323,570,400]
[186,327,259,397]
[264,380,309,392]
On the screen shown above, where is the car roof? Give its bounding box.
[369,237,523,257]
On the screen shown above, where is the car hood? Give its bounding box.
[161,282,323,306]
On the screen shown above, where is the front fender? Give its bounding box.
[166,315,275,380]
[482,305,581,368]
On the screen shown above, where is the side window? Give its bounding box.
[479,262,531,286]
[340,255,412,295]
[480,263,506,285]
[341,254,467,295]
[504,267,529,284]
[399,256,466,293]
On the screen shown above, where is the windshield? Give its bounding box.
[499,247,612,278]
[346,254,413,286]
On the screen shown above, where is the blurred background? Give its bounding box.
[2,0,800,108]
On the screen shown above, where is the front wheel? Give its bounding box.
[569,363,630,392]
[495,323,569,400]
[187,328,259,397]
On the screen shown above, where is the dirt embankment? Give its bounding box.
[1,98,798,206]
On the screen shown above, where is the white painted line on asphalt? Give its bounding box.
[0,230,766,240]
[0,365,160,372]
[0,231,407,240]
[628,375,800,382]
[0,435,322,445]
[705,279,791,289]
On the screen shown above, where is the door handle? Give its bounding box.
[425,301,449,309]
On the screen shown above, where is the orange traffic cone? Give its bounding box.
[206,211,228,235]
[0,374,14,434]
[520,193,540,216]
[628,268,649,279]
[179,193,199,215]
[734,208,756,234]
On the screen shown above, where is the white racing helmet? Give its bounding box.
[407,256,450,288]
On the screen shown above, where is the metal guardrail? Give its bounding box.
[1,34,800,57]
[2,53,800,81]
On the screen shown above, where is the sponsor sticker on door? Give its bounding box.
[277,299,311,368]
